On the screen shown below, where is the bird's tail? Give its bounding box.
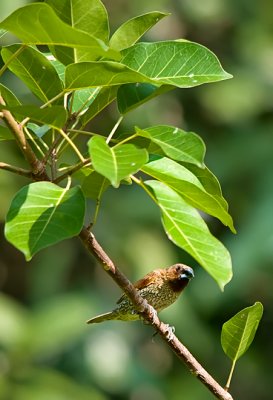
[86,311,116,324]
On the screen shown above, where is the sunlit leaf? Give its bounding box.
[46,0,109,64]
[121,41,232,87]
[110,12,168,51]
[5,182,85,260]
[0,3,118,62]
[88,136,148,188]
[65,40,231,90]
[137,125,205,166]
[145,180,232,289]
[221,302,263,362]
[142,158,235,231]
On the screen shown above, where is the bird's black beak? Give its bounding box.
[180,268,194,280]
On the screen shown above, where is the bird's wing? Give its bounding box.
[116,269,163,304]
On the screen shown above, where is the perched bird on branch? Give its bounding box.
[86,263,194,324]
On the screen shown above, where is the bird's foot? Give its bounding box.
[148,307,158,324]
[164,324,175,341]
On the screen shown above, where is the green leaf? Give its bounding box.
[88,136,148,188]
[117,83,172,114]
[70,88,100,114]
[183,163,224,197]
[47,0,109,42]
[0,105,67,129]
[27,123,51,138]
[81,171,109,199]
[46,0,109,64]
[137,125,205,166]
[65,61,152,89]
[145,180,232,289]
[0,125,13,141]
[0,3,118,62]
[44,53,66,83]
[142,157,235,231]
[221,302,263,362]
[110,12,168,51]
[121,41,232,87]
[5,182,85,260]
[0,83,21,107]
[65,40,231,91]
[80,87,118,127]
[1,45,63,102]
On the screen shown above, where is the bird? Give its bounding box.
[86,263,194,324]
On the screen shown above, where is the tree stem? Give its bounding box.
[79,228,233,400]
[0,96,48,180]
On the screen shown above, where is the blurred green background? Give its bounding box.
[1,1,273,399]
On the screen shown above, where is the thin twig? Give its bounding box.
[79,228,233,400]
[0,162,32,178]
[54,158,91,184]
[106,115,124,144]
[0,96,48,180]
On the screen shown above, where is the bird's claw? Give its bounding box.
[164,324,175,341]
[148,307,158,324]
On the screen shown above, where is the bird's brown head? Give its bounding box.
[166,263,194,292]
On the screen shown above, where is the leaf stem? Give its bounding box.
[57,128,86,162]
[225,360,236,391]
[106,115,124,144]
[113,132,138,148]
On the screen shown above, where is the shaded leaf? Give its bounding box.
[1,45,63,102]
[80,86,118,127]
[145,180,232,289]
[5,182,85,260]
[27,123,51,138]
[137,125,205,166]
[221,302,263,362]
[117,83,172,114]
[110,12,168,51]
[142,157,235,231]
[81,171,109,199]
[0,105,67,129]
[88,136,148,188]
[0,83,21,107]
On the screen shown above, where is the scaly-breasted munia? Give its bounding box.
[87,263,194,324]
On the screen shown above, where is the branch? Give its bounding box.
[54,158,91,184]
[79,227,233,400]
[0,162,32,178]
[0,96,48,180]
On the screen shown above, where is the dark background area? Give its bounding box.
[0,1,273,399]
